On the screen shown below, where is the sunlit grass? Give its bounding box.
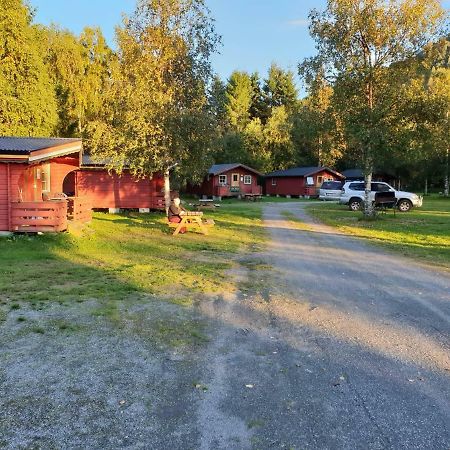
[0,202,267,345]
[0,203,266,307]
[306,196,450,269]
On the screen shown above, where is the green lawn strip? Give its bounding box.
[306,197,450,269]
[0,203,266,346]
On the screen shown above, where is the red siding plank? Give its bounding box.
[76,170,163,209]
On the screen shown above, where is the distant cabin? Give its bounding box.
[0,136,89,233]
[188,163,263,199]
[78,155,165,211]
[265,166,344,197]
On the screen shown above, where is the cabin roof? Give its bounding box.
[266,166,343,178]
[0,137,82,163]
[82,154,111,167]
[208,163,262,176]
[0,137,81,154]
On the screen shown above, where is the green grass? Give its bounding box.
[0,202,266,325]
[306,196,450,270]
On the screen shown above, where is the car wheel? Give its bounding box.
[349,198,362,211]
[398,199,412,212]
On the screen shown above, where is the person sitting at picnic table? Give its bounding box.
[168,196,187,233]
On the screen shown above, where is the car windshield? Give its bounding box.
[321,181,342,190]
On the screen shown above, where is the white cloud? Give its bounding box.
[286,18,309,27]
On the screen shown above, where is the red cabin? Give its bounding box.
[76,155,165,212]
[265,166,344,197]
[0,137,91,233]
[188,163,263,199]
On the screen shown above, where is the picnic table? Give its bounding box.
[244,193,262,202]
[168,211,213,236]
[195,199,216,210]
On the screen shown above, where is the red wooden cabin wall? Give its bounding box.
[76,170,164,209]
[265,177,305,196]
[50,156,80,193]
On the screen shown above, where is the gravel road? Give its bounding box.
[195,202,450,449]
[1,202,449,449]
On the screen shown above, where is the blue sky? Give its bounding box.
[32,0,323,85]
[33,0,450,87]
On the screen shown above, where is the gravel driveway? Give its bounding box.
[1,202,449,449]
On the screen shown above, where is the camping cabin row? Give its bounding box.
[189,164,347,199]
[1,136,357,234]
[0,137,165,233]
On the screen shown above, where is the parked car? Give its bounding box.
[319,180,344,201]
[339,181,423,212]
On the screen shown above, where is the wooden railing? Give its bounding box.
[214,185,262,197]
[10,201,68,233]
[67,197,92,223]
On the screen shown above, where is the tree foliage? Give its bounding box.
[87,0,220,183]
[300,0,447,213]
[0,0,58,136]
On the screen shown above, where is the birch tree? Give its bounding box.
[300,0,447,216]
[87,0,219,212]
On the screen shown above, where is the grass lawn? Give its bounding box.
[306,196,450,270]
[0,201,266,343]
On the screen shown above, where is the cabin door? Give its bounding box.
[32,164,50,201]
[231,173,239,188]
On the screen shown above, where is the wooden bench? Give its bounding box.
[374,191,396,215]
[194,199,216,211]
[244,194,262,202]
[168,212,215,235]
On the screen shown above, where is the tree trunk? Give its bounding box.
[318,135,323,166]
[424,177,428,196]
[363,172,373,218]
[164,168,171,216]
[445,148,449,197]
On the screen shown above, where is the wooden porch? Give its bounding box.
[10,197,92,233]
[214,185,262,197]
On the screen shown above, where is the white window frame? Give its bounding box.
[272,178,277,186]
[218,174,227,186]
[39,164,51,193]
[243,175,252,185]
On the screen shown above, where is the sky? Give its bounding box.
[32,0,324,86]
[32,0,450,87]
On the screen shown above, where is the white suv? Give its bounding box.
[339,181,423,212]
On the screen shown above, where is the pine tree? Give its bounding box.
[249,72,268,122]
[225,71,253,131]
[263,64,298,114]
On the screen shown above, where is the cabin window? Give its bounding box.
[39,164,51,192]
[243,175,252,185]
[218,174,227,185]
[272,178,277,186]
